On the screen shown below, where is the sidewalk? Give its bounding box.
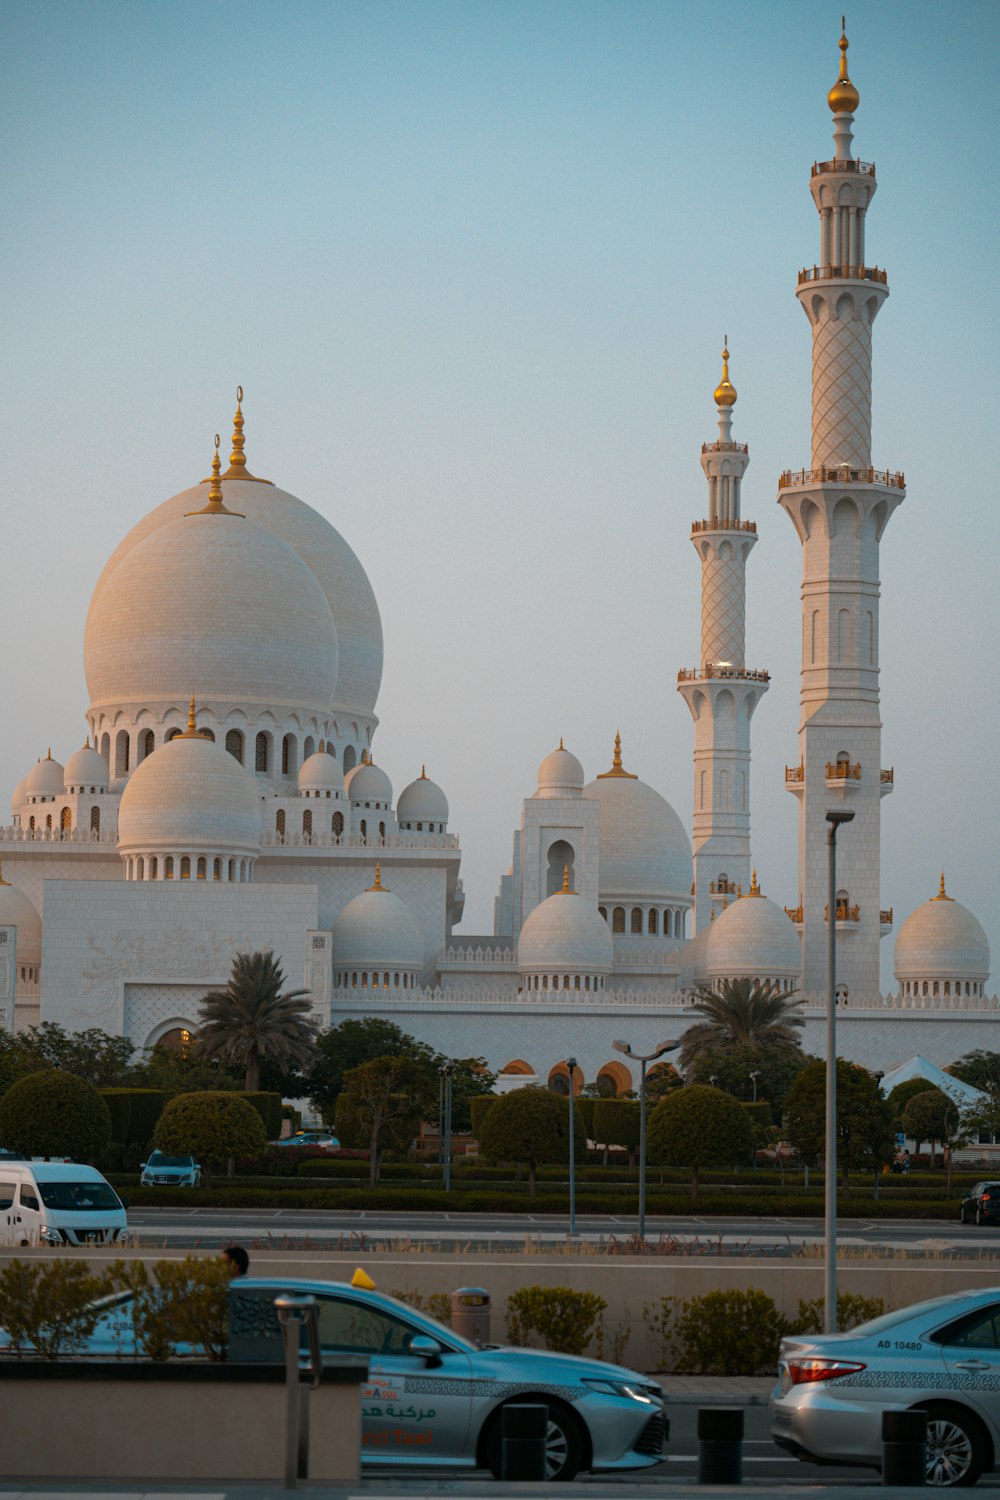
[657,1376,774,1405]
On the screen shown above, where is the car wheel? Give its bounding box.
[920,1404,986,1487]
[485,1402,584,1482]
[976,1208,984,1226]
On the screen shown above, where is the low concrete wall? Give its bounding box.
[0,1359,366,1481]
[8,1245,1000,1374]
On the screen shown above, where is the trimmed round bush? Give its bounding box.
[153,1091,267,1176]
[0,1068,112,1161]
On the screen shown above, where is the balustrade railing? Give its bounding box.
[710,880,737,895]
[785,764,805,783]
[825,901,861,922]
[798,264,887,285]
[779,465,904,490]
[811,158,875,177]
[691,518,757,534]
[784,905,803,923]
[826,760,861,781]
[700,440,750,455]
[880,908,894,925]
[880,768,894,784]
[678,665,770,684]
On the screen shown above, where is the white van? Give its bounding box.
[0,1163,127,1246]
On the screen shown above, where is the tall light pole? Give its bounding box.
[749,1071,760,1103]
[612,1039,679,1241]
[824,809,854,1333]
[442,1060,454,1193]
[872,1070,885,1202]
[567,1057,578,1237]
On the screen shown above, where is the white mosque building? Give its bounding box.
[0,29,993,1095]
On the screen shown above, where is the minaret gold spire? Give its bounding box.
[597,730,638,780]
[560,864,572,894]
[420,765,427,779]
[932,871,953,902]
[713,337,737,407]
[368,863,387,892]
[185,436,245,517]
[748,868,761,897]
[220,386,271,483]
[828,18,860,114]
[178,697,208,738]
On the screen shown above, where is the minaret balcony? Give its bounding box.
[824,901,860,925]
[700,440,749,456]
[784,904,803,927]
[826,760,861,786]
[880,908,894,932]
[678,665,770,684]
[691,518,757,535]
[811,158,875,178]
[710,880,737,897]
[880,767,895,799]
[784,764,805,799]
[798,264,887,286]
[779,465,904,491]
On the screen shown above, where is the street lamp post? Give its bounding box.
[749,1071,760,1103]
[567,1057,578,1237]
[825,809,854,1334]
[873,1070,885,1202]
[442,1061,454,1193]
[612,1039,679,1241]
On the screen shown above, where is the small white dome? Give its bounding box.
[518,887,614,975]
[332,868,424,971]
[583,738,692,901]
[0,872,41,965]
[685,922,712,985]
[10,778,26,816]
[298,747,344,795]
[85,511,338,719]
[64,742,109,790]
[118,718,262,858]
[536,741,585,798]
[704,881,801,983]
[895,878,990,985]
[349,761,393,804]
[25,753,65,799]
[397,769,448,826]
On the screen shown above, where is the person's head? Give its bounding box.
[221,1244,249,1277]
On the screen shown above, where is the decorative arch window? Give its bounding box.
[281,735,296,776]
[663,910,672,937]
[213,858,221,881]
[45,814,52,830]
[141,729,155,760]
[196,857,207,880]
[180,857,191,880]
[416,821,423,832]
[303,736,315,760]
[359,819,367,843]
[276,808,286,839]
[149,856,158,879]
[228,859,235,881]
[378,821,386,843]
[352,972,358,989]
[166,728,182,742]
[165,857,174,880]
[836,750,850,767]
[200,728,215,742]
[137,857,144,881]
[302,810,312,841]
[648,909,658,934]
[225,729,244,764]
[332,811,344,838]
[255,733,269,773]
[28,816,35,832]
[598,906,607,922]
[630,907,643,934]
[343,745,357,774]
[612,907,625,933]
[115,730,130,776]
[60,806,71,832]
[393,973,400,988]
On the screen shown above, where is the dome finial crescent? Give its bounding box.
[561,864,571,895]
[828,18,860,113]
[179,696,205,738]
[185,436,245,518]
[221,385,272,484]
[933,871,953,901]
[597,729,638,779]
[369,862,388,892]
[748,867,761,896]
[713,336,737,407]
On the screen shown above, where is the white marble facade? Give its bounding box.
[0,29,993,1092]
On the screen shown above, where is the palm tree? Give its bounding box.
[197,951,315,1091]
[679,978,804,1075]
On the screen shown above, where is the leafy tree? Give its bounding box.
[678,979,805,1074]
[338,1055,430,1187]
[307,1018,436,1120]
[948,1052,1000,1143]
[132,1039,242,1100]
[902,1088,967,1181]
[478,1086,585,1197]
[887,1077,939,1127]
[690,1043,809,1113]
[0,1260,117,1358]
[0,1068,112,1160]
[153,1091,267,1186]
[198,950,316,1091]
[784,1059,894,1186]
[592,1099,640,1163]
[646,1084,754,1197]
[645,1063,684,1104]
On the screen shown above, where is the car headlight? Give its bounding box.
[582,1379,660,1404]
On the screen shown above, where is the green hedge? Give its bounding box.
[235,1092,283,1140]
[469,1095,499,1135]
[97,1089,166,1145]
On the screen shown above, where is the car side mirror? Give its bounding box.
[409,1335,443,1366]
[139,1163,146,1171]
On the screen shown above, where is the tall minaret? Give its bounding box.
[678,342,769,933]
[778,23,904,995]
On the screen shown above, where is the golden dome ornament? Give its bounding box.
[713,338,737,408]
[828,19,860,114]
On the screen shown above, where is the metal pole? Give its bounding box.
[567,1058,577,1237]
[825,822,838,1335]
[443,1062,453,1193]
[437,1071,444,1166]
[639,1058,648,1242]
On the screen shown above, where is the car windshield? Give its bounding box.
[38,1181,120,1212]
[147,1153,192,1168]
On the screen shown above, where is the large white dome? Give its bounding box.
[88,459,382,718]
[704,882,801,984]
[583,740,692,902]
[0,873,41,965]
[332,869,424,971]
[86,510,338,717]
[118,722,262,859]
[895,878,990,986]
[518,887,614,975]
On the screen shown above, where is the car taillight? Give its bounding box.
[788,1358,867,1384]
[983,1193,992,1201]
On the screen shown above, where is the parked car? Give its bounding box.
[959,1183,1000,1225]
[270,1132,339,1150]
[139,1151,201,1188]
[49,1277,667,1479]
[771,1288,1000,1486]
[0,1162,126,1246]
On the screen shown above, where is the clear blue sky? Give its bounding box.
[1,0,997,997]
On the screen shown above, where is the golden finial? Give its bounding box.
[186,436,245,517]
[737,883,743,898]
[710,907,715,921]
[932,871,953,902]
[46,747,52,761]
[558,737,564,751]
[361,750,368,766]
[748,868,761,897]
[597,730,638,780]
[220,386,271,484]
[318,739,324,753]
[713,336,737,407]
[828,18,860,113]
[560,864,572,895]
[420,765,427,779]
[368,862,388,892]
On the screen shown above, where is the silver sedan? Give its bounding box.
[771,1288,1000,1486]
